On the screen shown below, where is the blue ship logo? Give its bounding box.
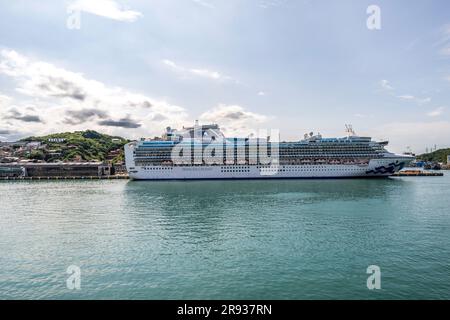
[366,161,405,175]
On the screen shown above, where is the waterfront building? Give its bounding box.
[26,141,43,149]
[48,138,66,143]
[0,162,110,178]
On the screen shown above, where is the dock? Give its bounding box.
[0,175,130,181]
[0,163,130,180]
[393,170,444,177]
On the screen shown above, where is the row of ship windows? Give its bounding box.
[136,145,377,149]
[138,166,363,170]
[219,168,362,173]
[135,153,378,157]
[136,160,374,164]
[279,168,361,172]
[135,152,379,156]
[135,150,380,154]
[279,168,360,172]
[136,148,377,151]
[156,149,374,153]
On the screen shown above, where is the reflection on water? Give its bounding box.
[122,179,402,234]
[124,178,404,214]
[125,178,403,199]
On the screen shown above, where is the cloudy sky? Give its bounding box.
[0,0,449,153]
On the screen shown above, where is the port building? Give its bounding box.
[0,162,112,178]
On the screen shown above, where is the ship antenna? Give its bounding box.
[345,124,356,136]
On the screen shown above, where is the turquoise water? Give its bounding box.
[1,175,449,299]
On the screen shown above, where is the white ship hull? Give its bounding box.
[126,158,409,180]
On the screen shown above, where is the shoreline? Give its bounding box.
[0,175,129,181]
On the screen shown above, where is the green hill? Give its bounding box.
[417,148,450,163]
[22,130,129,163]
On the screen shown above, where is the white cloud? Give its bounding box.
[162,59,234,82]
[379,80,431,105]
[427,107,445,117]
[0,50,271,140]
[397,95,414,100]
[353,113,373,119]
[162,59,178,69]
[439,47,450,56]
[375,121,450,154]
[68,0,142,22]
[437,24,450,57]
[418,98,431,104]
[190,68,222,80]
[397,95,431,104]
[257,91,266,96]
[0,50,187,138]
[380,80,431,105]
[199,104,269,137]
[259,0,286,9]
[0,93,12,107]
[191,0,215,9]
[380,79,394,90]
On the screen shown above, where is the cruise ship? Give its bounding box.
[124,122,413,180]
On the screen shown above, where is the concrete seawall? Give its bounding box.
[0,162,128,180]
